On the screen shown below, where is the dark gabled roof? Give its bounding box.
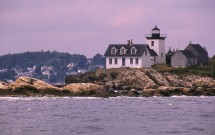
[146,45,158,56]
[104,44,148,57]
[187,44,208,54]
[149,49,158,57]
[180,50,196,58]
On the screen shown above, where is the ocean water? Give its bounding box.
[0,96,215,135]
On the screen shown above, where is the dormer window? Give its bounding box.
[120,47,127,54]
[121,49,125,54]
[131,47,137,54]
[111,47,117,54]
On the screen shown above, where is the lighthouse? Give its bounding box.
[145,25,166,64]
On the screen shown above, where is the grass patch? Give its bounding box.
[151,64,174,72]
[151,63,215,78]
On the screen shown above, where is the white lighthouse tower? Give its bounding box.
[145,25,166,64]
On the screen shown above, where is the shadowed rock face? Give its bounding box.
[0,81,14,95]
[142,86,215,97]
[0,81,10,90]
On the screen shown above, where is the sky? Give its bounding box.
[0,0,215,58]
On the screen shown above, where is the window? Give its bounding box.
[114,58,118,64]
[109,58,112,64]
[120,47,126,54]
[135,58,139,64]
[131,48,136,54]
[111,49,116,54]
[151,41,154,47]
[161,53,163,58]
[121,49,125,54]
[130,58,133,64]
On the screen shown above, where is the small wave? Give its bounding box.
[0,97,22,101]
[0,96,72,101]
[120,96,146,100]
[170,95,212,98]
[171,95,188,98]
[72,97,103,100]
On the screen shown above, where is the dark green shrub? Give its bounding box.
[82,76,91,83]
[110,71,118,79]
[85,72,98,82]
[98,73,107,80]
[173,68,189,74]
[65,75,79,84]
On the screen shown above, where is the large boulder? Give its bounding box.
[142,87,186,97]
[11,76,62,96]
[142,87,184,97]
[62,83,108,97]
[156,86,185,96]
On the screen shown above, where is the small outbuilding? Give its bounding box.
[171,50,197,67]
[184,43,208,64]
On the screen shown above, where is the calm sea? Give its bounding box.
[0,96,215,135]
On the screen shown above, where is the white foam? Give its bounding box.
[167,103,173,106]
[72,97,103,100]
[171,95,190,98]
[0,96,71,101]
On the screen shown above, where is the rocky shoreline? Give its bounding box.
[101,68,215,97]
[0,68,215,97]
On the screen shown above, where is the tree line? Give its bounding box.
[0,51,105,82]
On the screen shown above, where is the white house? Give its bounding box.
[104,42,158,69]
[104,26,166,69]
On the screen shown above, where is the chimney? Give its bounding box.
[127,39,133,46]
[127,40,131,45]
